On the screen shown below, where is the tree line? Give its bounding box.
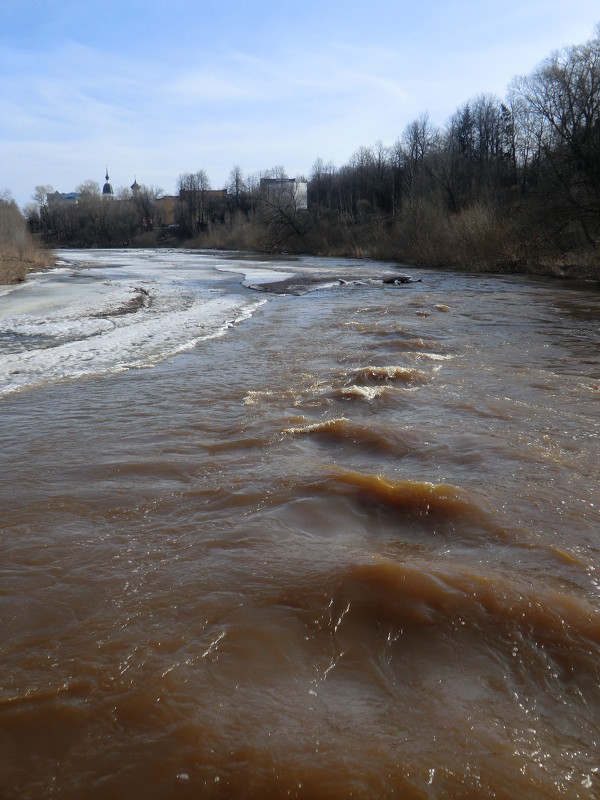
[25,24,600,278]
[25,181,164,247]
[297,22,600,277]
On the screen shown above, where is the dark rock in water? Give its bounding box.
[383,276,406,285]
[245,272,420,295]
[383,275,419,285]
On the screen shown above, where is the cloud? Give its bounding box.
[0,34,443,203]
[3,3,600,206]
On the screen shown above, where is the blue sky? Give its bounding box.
[1,0,599,207]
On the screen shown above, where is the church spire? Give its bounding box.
[102,166,114,196]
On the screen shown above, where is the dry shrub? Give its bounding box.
[394,199,519,272]
[300,216,356,256]
[447,203,518,270]
[0,198,50,284]
[198,212,263,252]
[392,197,449,265]
[132,230,161,248]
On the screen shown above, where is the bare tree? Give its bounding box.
[132,185,162,231]
[402,113,438,164]
[177,170,212,234]
[227,165,246,204]
[511,27,600,243]
[76,180,101,196]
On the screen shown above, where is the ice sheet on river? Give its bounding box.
[0,249,416,398]
[0,251,264,397]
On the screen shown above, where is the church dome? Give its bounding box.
[102,168,114,196]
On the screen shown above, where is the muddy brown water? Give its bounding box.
[1,252,599,798]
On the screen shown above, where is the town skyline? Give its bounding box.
[2,0,599,208]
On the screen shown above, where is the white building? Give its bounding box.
[259,178,308,211]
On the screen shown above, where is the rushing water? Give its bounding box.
[1,249,599,799]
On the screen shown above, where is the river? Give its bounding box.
[1,249,599,798]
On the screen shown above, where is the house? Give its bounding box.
[47,191,81,208]
[155,195,178,226]
[259,178,308,211]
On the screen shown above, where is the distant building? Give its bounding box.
[178,188,227,205]
[155,195,178,226]
[43,169,235,230]
[259,178,308,211]
[47,191,81,208]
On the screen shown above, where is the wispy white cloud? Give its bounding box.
[2,37,419,198]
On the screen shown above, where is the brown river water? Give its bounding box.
[1,250,599,798]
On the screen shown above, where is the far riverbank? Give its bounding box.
[39,236,600,287]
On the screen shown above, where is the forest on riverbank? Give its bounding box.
[21,25,600,282]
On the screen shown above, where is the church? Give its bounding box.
[46,169,191,227]
[47,168,136,207]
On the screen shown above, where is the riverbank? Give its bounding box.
[170,204,600,284]
[30,217,600,286]
[0,252,54,285]
[0,196,55,285]
[185,229,600,284]
[45,236,600,286]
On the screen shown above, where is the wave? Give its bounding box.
[329,469,490,522]
[324,560,600,655]
[0,678,95,709]
[283,418,405,455]
[330,384,409,401]
[351,365,431,385]
[406,351,455,362]
[273,556,600,689]
[322,365,433,402]
[319,469,589,570]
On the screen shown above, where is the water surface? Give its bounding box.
[1,250,599,798]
